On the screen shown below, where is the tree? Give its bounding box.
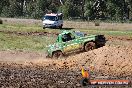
[0,0,132,21]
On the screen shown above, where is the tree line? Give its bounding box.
[0,0,132,21]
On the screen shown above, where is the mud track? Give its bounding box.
[0,30,59,36]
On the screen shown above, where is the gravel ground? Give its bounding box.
[0,62,81,88]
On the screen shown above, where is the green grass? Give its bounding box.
[0,24,43,32]
[0,24,62,34]
[0,23,132,51]
[77,29,132,36]
[0,32,56,51]
[0,24,60,52]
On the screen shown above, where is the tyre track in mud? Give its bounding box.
[0,30,59,36]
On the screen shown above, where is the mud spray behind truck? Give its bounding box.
[46,30,106,58]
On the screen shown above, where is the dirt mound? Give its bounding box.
[65,45,132,77]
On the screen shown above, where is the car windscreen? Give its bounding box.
[44,16,56,21]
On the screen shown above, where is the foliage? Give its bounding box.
[0,0,132,21]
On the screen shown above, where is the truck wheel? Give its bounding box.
[84,42,95,52]
[59,25,62,29]
[52,51,63,59]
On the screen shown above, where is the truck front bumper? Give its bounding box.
[95,35,106,47]
[43,24,56,28]
[46,49,52,58]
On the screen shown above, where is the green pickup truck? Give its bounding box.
[46,30,106,58]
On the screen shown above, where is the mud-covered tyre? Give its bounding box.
[84,42,96,52]
[52,51,63,59]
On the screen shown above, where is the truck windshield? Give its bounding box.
[44,16,56,21]
[75,32,85,37]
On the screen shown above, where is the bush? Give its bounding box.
[0,19,3,24]
[95,22,100,26]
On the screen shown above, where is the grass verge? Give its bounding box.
[77,28,132,36]
[0,32,56,52]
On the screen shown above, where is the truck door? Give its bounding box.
[62,33,81,53]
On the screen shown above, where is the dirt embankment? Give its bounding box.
[66,45,132,77]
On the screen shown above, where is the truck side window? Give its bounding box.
[62,33,75,42]
[70,33,75,39]
[55,16,58,21]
